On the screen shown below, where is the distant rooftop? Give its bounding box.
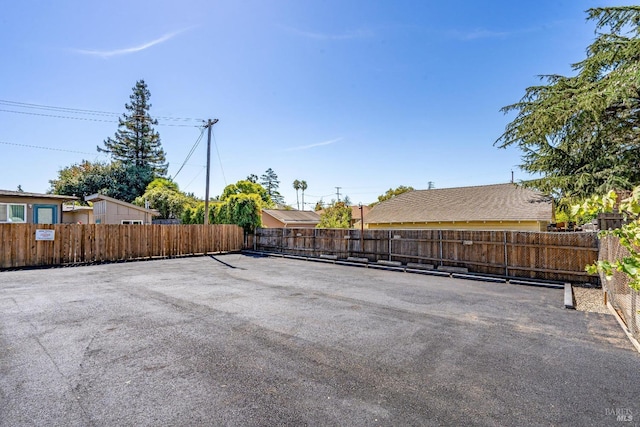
[262,209,320,224]
[0,189,78,200]
[365,183,552,224]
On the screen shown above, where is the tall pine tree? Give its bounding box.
[98,79,168,176]
[496,6,640,205]
[260,168,284,205]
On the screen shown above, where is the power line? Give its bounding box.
[0,140,108,156]
[172,127,206,179]
[0,99,204,122]
[212,129,227,187]
[183,166,206,191]
[0,108,199,127]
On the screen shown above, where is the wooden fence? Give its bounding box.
[249,228,600,284]
[0,224,244,269]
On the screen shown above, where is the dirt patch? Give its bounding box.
[573,286,609,314]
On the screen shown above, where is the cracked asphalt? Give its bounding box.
[1,254,638,426]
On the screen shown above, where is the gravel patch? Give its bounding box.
[573,286,610,314]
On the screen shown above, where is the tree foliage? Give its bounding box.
[182,180,264,232]
[299,180,308,210]
[370,185,415,206]
[574,187,640,291]
[98,79,168,176]
[260,168,284,205]
[222,194,263,233]
[317,201,352,229]
[221,180,273,207]
[133,178,197,219]
[496,6,640,202]
[49,160,153,203]
[293,179,301,210]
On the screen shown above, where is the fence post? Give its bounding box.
[438,230,443,266]
[389,230,392,261]
[504,231,509,277]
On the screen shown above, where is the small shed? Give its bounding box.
[62,205,94,224]
[85,194,158,224]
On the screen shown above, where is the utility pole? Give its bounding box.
[203,119,219,224]
[335,187,342,202]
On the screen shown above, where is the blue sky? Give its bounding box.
[0,1,629,207]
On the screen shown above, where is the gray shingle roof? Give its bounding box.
[263,209,320,224]
[365,183,552,224]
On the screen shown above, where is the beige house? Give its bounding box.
[364,183,553,231]
[262,209,320,228]
[85,194,158,224]
[0,189,78,224]
[62,205,94,224]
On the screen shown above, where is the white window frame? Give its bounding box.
[0,203,27,223]
[121,220,143,225]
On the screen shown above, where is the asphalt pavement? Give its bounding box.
[1,254,638,426]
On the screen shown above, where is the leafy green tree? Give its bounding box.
[260,168,284,205]
[371,185,415,206]
[108,164,154,202]
[246,174,258,183]
[133,178,197,219]
[98,79,168,176]
[49,160,153,203]
[496,6,640,203]
[220,180,273,207]
[224,194,263,233]
[574,188,640,291]
[181,180,266,229]
[317,201,352,229]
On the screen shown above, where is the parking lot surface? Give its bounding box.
[1,254,638,426]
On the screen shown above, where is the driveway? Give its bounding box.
[1,254,638,426]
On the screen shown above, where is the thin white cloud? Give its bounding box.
[73,28,191,58]
[285,137,342,152]
[281,25,373,41]
[449,23,550,41]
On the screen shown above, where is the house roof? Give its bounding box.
[85,193,159,216]
[262,209,320,225]
[0,189,78,201]
[62,205,93,212]
[365,183,553,224]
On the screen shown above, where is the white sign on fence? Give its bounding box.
[35,229,55,241]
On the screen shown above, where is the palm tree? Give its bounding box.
[293,179,301,210]
[300,180,308,211]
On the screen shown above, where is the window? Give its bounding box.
[34,205,56,224]
[0,203,27,223]
[121,220,143,225]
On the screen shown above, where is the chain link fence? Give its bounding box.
[599,235,640,341]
